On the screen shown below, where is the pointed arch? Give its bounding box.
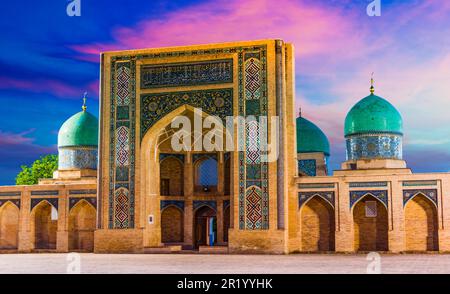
[300,195,335,252]
[353,194,388,251]
[405,193,438,251]
[160,156,184,196]
[31,200,57,249]
[0,201,20,249]
[161,205,184,243]
[69,199,96,251]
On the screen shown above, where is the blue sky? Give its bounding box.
[1,0,449,184]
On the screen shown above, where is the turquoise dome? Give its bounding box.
[58,110,98,147]
[296,116,330,156]
[345,93,403,136]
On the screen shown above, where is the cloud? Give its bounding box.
[0,130,56,184]
[67,0,450,173]
[0,76,99,99]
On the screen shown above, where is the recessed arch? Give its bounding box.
[353,194,388,251]
[300,195,335,252]
[404,193,438,251]
[161,205,184,243]
[194,205,217,248]
[31,200,57,250]
[0,201,20,249]
[68,199,96,251]
[194,156,218,193]
[160,156,184,196]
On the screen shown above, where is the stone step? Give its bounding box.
[198,246,229,254]
[144,245,182,253]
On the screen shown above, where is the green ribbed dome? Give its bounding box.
[296,116,330,156]
[58,110,98,147]
[345,94,402,136]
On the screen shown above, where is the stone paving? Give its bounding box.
[1,253,450,274]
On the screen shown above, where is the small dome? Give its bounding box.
[296,116,330,156]
[58,110,98,147]
[345,93,403,137]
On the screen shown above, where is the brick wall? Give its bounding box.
[405,195,438,251]
[301,197,335,251]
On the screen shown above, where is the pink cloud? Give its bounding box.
[0,76,99,99]
[71,0,365,62]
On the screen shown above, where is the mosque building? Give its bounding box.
[0,39,449,253]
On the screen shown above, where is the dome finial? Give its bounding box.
[370,72,375,94]
[82,92,87,111]
[298,107,302,117]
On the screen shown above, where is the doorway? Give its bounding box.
[194,206,217,248]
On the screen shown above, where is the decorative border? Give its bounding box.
[160,200,185,212]
[109,60,136,229]
[350,190,388,209]
[298,191,335,209]
[0,192,21,197]
[69,189,97,195]
[402,180,437,187]
[403,189,438,207]
[31,190,59,196]
[349,182,388,188]
[298,183,335,189]
[140,59,233,88]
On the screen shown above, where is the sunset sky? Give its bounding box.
[1,0,449,184]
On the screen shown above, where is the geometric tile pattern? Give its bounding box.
[298,191,335,209]
[58,147,98,170]
[141,88,233,138]
[298,159,316,176]
[346,133,402,160]
[240,50,269,230]
[114,187,130,228]
[109,60,136,229]
[403,189,438,207]
[108,44,268,231]
[350,190,388,209]
[141,59,233,89]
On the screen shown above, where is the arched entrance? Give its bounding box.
[300,196,335,251]
[0,202,19,249]
[224,156,231,195]
[194,206,216,248]
[353,195,388,251]
[161,206,184,243]
[160,157,184,196]
[405,194,438,251]
[68,200,96,251]
[32,201,57,249]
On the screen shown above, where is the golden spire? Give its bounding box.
[82,92,87,111]
[370,72,375,94]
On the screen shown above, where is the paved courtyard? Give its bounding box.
[1,253,450,274]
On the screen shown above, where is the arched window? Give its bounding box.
[195,157,218,193]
